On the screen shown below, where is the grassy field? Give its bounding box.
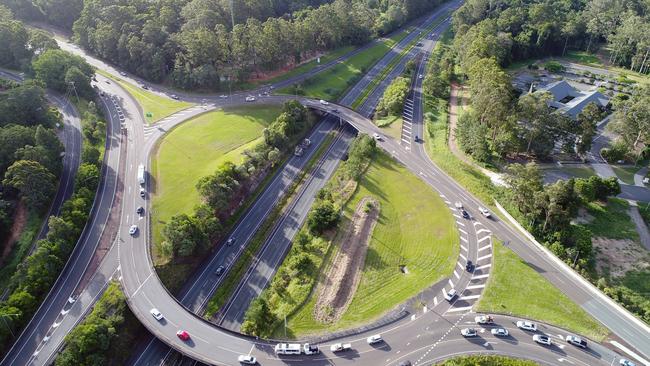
[436,355,539,366]
[375,114,403,140]
[582,198,639,241]
[476,241,609,341]
[96,69,193,123]
[285,151,459,335]
[564,51,602,65]
[263,46,356,85]
[611,165,638,185]
[278,30,410,100]
[150,106,281,252]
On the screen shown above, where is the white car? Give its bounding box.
[491,328,509,337]
[372,133,382,141]
[533,334,551,346]
[619,359,636,366]
[129,225,138,235]
[330,343,351,352]
[516,320,537,331]
[219,95,228,98]
[478,206,491,217]
[566,335,587,348]
[367,334,383,344]
[319,99,329,105]
[238,355,256,364]
[119,71,127,76]
[443,288,457,301]
[474,315,494,324]
[245,96,256,102]
[460,328,477,337]
[418,74,423,79]
[150,308,163,320]
[139,188,146,198]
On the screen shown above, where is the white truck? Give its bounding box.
[274,343,301,355]
[330,343,352,352]
[137,164,145,186]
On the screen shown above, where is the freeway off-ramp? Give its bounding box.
[2,0,650,365]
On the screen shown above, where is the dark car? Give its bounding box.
[399,361,412,366]
[215,265,225,276]
[465,260,474,272]
[461,209,470,219]
[226,237,235,246]
[136,206,144,215]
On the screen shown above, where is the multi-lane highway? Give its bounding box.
[2,0,649,364]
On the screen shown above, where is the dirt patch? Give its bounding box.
[314,197,379,324]
[572,207,595,225]
[0,201,27,263]
[592,237,650,277]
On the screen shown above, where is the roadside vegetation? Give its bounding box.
[155,101,318,292]
[373,76,410,134]
[55,282,144,366]
[437,355,539,366]
[240,135,378,337]
[476,240,608,340]
[98,70,193,123]
[0,9,106,352]
[151,106,281,246]
[11,0,450,91]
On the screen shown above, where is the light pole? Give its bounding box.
[0,313,18,338]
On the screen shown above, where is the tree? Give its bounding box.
[576,102,602,154]
[75,163,99,191]
[505,163,543,219]
[241,297,276,337]
[3,160,56,210]
[0,82,54,128]
[376,77,410,117]
[163,214,207,257]
[32,49,94,95]
[516,91,559,158]
[612,85,650,152]
[307,199,339,234]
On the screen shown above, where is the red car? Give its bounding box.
[176,330,190,341]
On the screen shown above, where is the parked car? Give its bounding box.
[367,334,383,344]
[474,315,494,324]
[129,225,138,235]
[465,260,474,272]
[150,308,163,320]
[533,334,551,346]
[461,328,477,337]
[478,206,491,217]
[238,355,256,364]
[330,343,351,352]
[516,320,537,332]
[566,335,587,348]
[444,288,457,301]
[176,330,190,341]
[491,328,509,337]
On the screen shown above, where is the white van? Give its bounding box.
[274,343,301,355]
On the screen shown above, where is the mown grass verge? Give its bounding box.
[283,150,458,336]
[203,132,337,316]
[581,198,639,241]
[476,240,609,341]
[96,69,193,123]
[150,106,281,248]
[436,355,540,366]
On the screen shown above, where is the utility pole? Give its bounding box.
[68,81,80,104]
[230,0,235,29]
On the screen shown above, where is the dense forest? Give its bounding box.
[0,5,102,352]
[1,0,448,90]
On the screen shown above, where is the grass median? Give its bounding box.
[150,106,282,260]
[278,29,411,100]
[203,131,337,317]
[284,151,459,336]
[476,240,609,341]
[96,69,193,123]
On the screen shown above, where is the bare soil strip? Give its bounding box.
[1,201,27,263]
[314,197,379,323]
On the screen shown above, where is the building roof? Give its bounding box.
[539,80,609,119]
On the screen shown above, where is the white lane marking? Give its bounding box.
[460,244,467,252]
[448,279,454,287]
[466,284,486,290]
[446,306,473,313]
[460,236,468,243]
[444,200,451,204]
[453,214,461,219]
[459,253,467,261]
[458,228,467,234]
[477,235,491,243]
[477,253,492,261]
[459,294,480,300]
[611,340,650,366]
[478,245,491,252]
[475,263,491,270]
[472,274,489,280]
[433,297,438,306]
[456,261,463,269]
[456,221,465,227]
[476,228,490,235]
[453,270,459,279]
